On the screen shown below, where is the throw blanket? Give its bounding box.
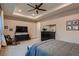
[26,40,50,56]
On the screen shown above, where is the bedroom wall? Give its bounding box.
[4,19,37,39]
[36,22,41,38]
[0,9,1,49]
[40,13,79,44]
[0,16,1,49]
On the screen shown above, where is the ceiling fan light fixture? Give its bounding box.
[27,3,46,14]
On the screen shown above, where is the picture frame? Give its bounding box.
[66,20,79,31]
[4,26,8,29]
[9,28,13,31]
[66,21,72,26]
[66,21,72,31]
[72,20,79,30]
[72,20,79,25]
[72,25,79,30]
[66,25,72,31]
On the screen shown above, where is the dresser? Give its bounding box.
[41,31,55,41]
[15,34,30,41]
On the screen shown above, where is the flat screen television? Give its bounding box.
[16,26,28,32]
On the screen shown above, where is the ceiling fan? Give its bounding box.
[27,3,47,14]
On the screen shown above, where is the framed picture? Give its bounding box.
[66,21,72,26]
[9,28,13,31]
[66,20,79,31]
[72,25,79,30]
[4,26,8,29]
[66,25,72,31]
[72,20,78,25]
[66,21,72,31]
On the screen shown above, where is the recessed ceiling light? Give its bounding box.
[18,9,22,12]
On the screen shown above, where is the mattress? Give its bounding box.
[26,39,79,56]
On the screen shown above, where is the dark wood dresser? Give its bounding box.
[15,34,30,41]
[41,31,55,41]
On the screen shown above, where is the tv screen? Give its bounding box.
[16,26,28,32]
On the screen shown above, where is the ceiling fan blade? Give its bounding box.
[37,3,43,8]
[28,9,35,12]
[36,10,38,14]
[27,4,35,8]
[38,9,46,11]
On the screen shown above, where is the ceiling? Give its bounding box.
[1,3,79,22]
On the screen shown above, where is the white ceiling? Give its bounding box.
[1,3,79,22]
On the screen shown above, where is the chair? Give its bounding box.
[4,35,19,45]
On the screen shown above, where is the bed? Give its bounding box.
[26,39,79,56]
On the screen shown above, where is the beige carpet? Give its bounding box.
[0,38,41,56]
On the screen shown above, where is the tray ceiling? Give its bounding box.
[1,3,79,22]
